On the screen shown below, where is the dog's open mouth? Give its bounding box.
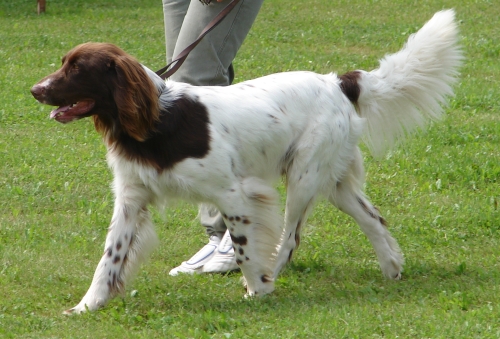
[50,100,95,123]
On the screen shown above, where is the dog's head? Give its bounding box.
[31,43,159,141]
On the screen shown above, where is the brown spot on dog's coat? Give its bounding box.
[112,95,211,172]
[357,196,377,219]
[230,234,248,246]
[249,192,273,204]
[339,71,361,105]
[261,275,272,283]
[379,216,388,227]
[295,218,302,247]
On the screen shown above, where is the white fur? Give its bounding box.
[358,10,462,156]
[67,10,461,313]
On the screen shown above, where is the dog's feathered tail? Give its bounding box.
[343,9,463,157]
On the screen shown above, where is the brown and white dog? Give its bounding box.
[31,10,461,314]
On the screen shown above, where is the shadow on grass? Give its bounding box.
[89,257,497,319]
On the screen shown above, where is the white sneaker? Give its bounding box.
[202,230,239,273]
[169,235,221,276]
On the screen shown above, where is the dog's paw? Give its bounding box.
[63,297,106,315]
[244,292,256,299]
[244,278,275,298]
[392,271,402,280]
[381,255,403,280]
[63,305,88,315]
[240,276,248,289]
[63,307,81,315]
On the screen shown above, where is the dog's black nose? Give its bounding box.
[30,84,45,100]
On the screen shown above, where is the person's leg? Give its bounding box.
[164,0,263,274]
[162,0,190,64]
[169,204,238,275]
[170,0,264,86]
[163,0,227,276]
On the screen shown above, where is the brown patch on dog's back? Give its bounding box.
[113,96,211,171]
[339,71,361,104]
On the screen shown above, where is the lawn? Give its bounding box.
[1,0,499,338]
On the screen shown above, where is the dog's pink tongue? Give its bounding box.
[50,105,71,119]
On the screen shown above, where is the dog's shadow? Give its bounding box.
[109,258,490,317]
[277,259,490,312]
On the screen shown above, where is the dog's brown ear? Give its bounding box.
[111,53,159,141]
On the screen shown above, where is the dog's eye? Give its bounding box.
[69,63,80,73]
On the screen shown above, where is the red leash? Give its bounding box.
[156,0,240,80]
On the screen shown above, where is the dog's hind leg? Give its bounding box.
[217,178,283,297]
[65,184,158,314]
[329,149,403,279]
[272,161,324,279]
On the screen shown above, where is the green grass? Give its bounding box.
[1,0,499,338]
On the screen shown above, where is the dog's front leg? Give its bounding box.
[218,178,283,297]
[65,185,157,314]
